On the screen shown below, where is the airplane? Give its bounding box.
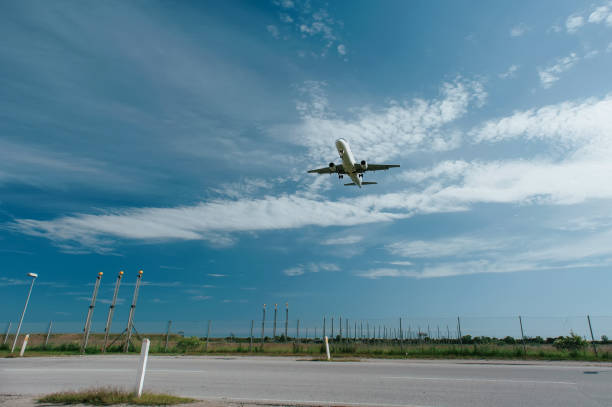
[307,138,400,187]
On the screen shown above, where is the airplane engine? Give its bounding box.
[361,160,367,171]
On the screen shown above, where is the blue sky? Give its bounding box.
[2,0,612,335]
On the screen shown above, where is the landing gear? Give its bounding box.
[358,173,363,178]
[339,174,344,179]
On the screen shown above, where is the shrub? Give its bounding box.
[553,331,587,352]
[175,336,202,352]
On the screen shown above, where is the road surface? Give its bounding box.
[1,355,611,406]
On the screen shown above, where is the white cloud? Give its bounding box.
[280,13,293,23]
[207,273,226,277]
[191,295,212,301]
[283,262,339,276]
[566,15,585,33]
[337,44,346,55]
[498,64,519,79]
[510,24,527,37]
[321,235,363,245]
[283,267,304,276]
[588,5,610,23]
[282,78,486,162]
[358,268,417,279]
[388,237,507,258]
[387,261,413,266]
[267,25,280,39]
[538,53,579,88]
[471,93,612,145]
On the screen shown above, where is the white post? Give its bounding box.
[324,336,331,360]
[19,334,29,357]
[135,338,150,397]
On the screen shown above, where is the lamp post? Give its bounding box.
[11,273,38,353]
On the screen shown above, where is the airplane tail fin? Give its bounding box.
[344,182,377,186]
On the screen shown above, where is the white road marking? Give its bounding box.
[213,396,429,407]
[383,376,576,385]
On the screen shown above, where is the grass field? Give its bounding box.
[2,332,612,361]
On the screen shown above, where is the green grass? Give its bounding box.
[38,387,196,405]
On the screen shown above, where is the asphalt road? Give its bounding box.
[1,355,611,407]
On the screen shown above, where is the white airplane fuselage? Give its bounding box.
[335,138,361,187]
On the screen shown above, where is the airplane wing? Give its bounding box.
[307,164,345,174]
[354,163,400,172]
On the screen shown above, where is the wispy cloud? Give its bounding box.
[509,24,528,37]
[538,53,579,88]
[270,0,347,57]
[321,235,363,245]
[280,78,486,162]
[566,15,585,33]
[282,262,340,276]
[498,64,519,79]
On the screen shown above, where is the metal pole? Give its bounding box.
[296,319,300,344]
[205,320,211,352]
[457,316,463,345]
[164,320,171,352]
[82,272,103,353]
[103,271,123,352]
[45,321,53,347]
[124,270,143,353]
[518,315,526,356]
[285,303,288,341]
[249,320,254,352]
[447,325,451,344]
[261,304,266,349]
[399,318,403,353]
[587,315,598,357]
[273,304,278,340]
[331,317,334,339]
[11,274,37,353]
[4,321,11,345]
[323,317,326,339]
[339,316,342,340]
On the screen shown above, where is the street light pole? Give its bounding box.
[11,273,38,353]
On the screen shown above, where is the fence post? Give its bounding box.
[399,318,403,353]
[249,320,254,352]
[134,338,150,398]
[45,321,53,347]
[323,317,326,339]
[103,271,123,353]
[261,304,266,349]
[273,304,278,340]
[124,270,143,353]
[82,272,103,354]
[3,322,11,345]
[587,315,598,357]
[164,320,171,352]
[518,316,527,356]
[19,334,29,357]
[284,303,288,341]
[205,320,211,352]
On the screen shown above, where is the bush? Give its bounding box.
[553,331,587,352]
[175,336,202,352]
